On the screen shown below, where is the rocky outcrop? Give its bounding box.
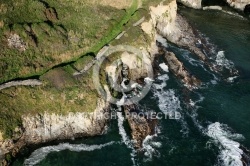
[145,1,207,61]
[225,0,250,11]
[22,99,109,144]
[7,34,27,51]
[177,0,202,9]
[163,51,201,89]
[124,105,157,149]
[203,6,223,10]
[0,98,109,165]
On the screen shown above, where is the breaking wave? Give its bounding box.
[153,72,189,136]
[117,111,133,148]
[24,141,115,166]
[207,122,245,166]
[159,62,169,72]
[153,74,181,115]
[141,135,162,162]
[221,10,247,20]
[117,111,137,165]
[215,51,235,71]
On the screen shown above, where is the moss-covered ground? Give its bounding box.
[0,0,173,139]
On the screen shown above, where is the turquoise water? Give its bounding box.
[13,8,250,166]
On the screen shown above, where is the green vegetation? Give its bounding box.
[0,68,98,138]
[0,0,126,83]
[0,0,141,139]
[0,0,174,139]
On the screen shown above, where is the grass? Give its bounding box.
[0,68,98,139]
[0,0,127,84]
[0,0,175,139]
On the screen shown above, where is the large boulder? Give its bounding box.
[225,0,250,11]
[177,0,202,9]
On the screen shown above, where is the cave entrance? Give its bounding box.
[202,0,227,6]
[244,4,250,15]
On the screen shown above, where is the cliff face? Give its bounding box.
[177,0,202,9]
[22,98,109,144]
[0,98,109,164]
[0,0,168,164]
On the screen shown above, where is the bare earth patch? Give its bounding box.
[88,0,133,9]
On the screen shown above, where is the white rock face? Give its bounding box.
[177,0,202,9]
[22,98,109,144]
[203,6,223,10]
[225,0,250,11]
[149,1,179,42]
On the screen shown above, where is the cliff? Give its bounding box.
[0,0,173,164]
[177,0,202,9]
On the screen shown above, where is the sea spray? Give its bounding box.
[117,111,137,165]
[153,71,189,136]
[24,142,115,166]
[159,63,169,72]
[215,51,235,71]
[117,111,133,148]
[185,93,205,132]
[141,135,161,162]
[207,122,245,166]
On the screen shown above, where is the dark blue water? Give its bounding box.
[13,8,250,166]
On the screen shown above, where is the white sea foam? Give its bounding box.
[185,93,205,132]
[142,135,161,162]
[227,76,238,83]
[117,111,137,165]
[154,74,169,90]
[24,141,115,166]
[117,112,133,148]
[154,89,181,115]
[159,63,169,72]
[144,77,154,84]
[156,34,168,48]
[215,51,235,71]
[153,74,189,136]
[207,122,245,166]
[116,94,126,106]
[181,50,201,67]
[221,10,246,20]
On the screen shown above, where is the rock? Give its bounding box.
[0,98,109,164]
[203,6,223,10]
[240,145,250,166]
[22,98,109,144]
[177,0,202,9]
[225,0,250,11]
[147,1,207,61]
[124,105,157,149]
[163,51,201,89]
[7,34,27,51]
